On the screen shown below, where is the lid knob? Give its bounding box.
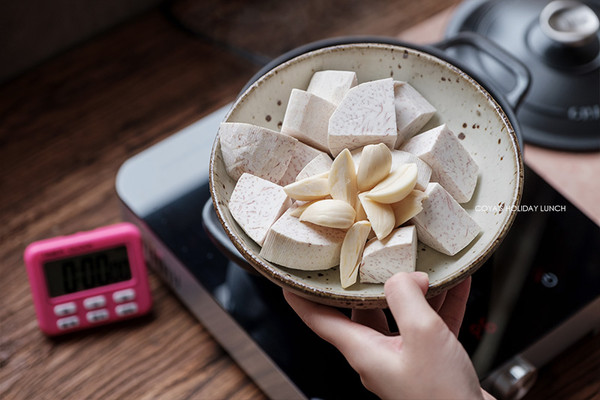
[540,0,599,46]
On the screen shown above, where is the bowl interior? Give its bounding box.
[210,43,522,307]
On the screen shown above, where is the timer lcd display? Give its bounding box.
[43,246,132,297]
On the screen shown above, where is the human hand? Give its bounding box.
[284,272,494,400]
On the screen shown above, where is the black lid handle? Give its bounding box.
[434,32,531,110]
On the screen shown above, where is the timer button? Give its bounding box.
[54,302,77,316]
[57,316,80,330]
[83,295,107,310]
[86,309,109,323]
[113,289,136,303]
[115,302,138,317]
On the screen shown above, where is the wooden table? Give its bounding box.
[1,1,598,399]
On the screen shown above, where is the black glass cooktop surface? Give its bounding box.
[139,165,599,399]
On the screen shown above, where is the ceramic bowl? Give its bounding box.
[210,43,523,308]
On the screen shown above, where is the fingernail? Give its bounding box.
[412,271,429,279]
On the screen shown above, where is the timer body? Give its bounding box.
[24,223,152,336]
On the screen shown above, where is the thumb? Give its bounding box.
[384,272,441,343]
[407,271,429,294]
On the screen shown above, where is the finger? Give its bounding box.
[351,308,391,335]
[438,276,472,337]
[384,272,442,343]
[409,271,429,293]
[283,291,386,365]
[427,291,447,312]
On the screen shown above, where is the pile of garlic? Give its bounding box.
[284,144,426,287]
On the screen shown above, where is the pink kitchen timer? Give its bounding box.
[24,222,152,336]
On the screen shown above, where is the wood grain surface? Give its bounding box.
[1,1,598,399]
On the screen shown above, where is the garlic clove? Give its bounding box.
[299,199,356,229]
[340,221,372,288]
[358,193,395,240]
[283,172,330,201]
[365,163,417,204]
[356,143,392,191]
[328,148,358,208]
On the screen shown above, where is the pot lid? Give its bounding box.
[447,0,600,151]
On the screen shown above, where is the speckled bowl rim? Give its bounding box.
[210,42,524,308]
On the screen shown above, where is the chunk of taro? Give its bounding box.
[260,207,346,271]
[359,225,417,283]
[278,141,329,186]
[229,173,292,246]
[281,89,337,153]
[219,122,297,183]
[307,70,358,106]
[328,78,397,156]
[401,124,478,203]
[393,81,436,148]
[410,183,480,256]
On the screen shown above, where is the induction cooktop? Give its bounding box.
[116,104,600,400]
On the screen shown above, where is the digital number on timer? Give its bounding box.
[44,247,132,297]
